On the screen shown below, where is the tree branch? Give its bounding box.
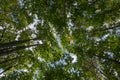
[0,38,38,48]
[0,66,13,75]
[0,44,39,56]
[0,27,6,41]
[92,22,120,33]
[0,56,22,64]
[95,55,120,65]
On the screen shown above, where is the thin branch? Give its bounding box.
[0,38,38,48]
[92,22,120,33]
[0,64,18,75]
[90,60,108,79]
[0,27,6,41]
[63,0,67,18]
[0,56,22,64]
[0,66,13,75]
[85,59,105,79]
[95,55,120,65]
[102,3,120,14]
[0,44,39,56]
[89,0,99,6]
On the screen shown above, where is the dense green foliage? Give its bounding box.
[0,0,120,80]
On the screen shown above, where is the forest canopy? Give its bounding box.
[0,0,120,80]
